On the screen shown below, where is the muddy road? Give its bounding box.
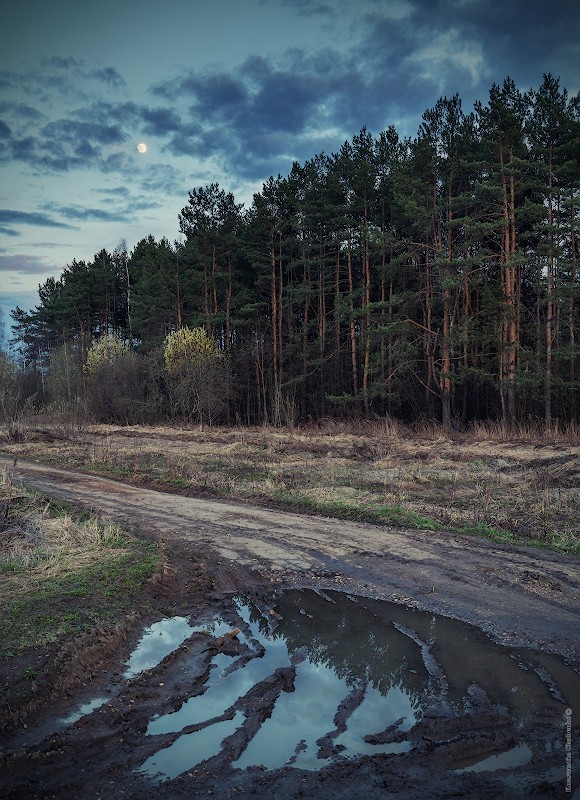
[3,457,578,656]
[1,457,579,799]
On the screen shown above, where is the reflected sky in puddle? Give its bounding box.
[133,590,575,784]
[333,684,415,757]
[234,660,351,771]
[124,615,231,679]
[58,696,109,725]
[147,646,288,734]
[55,615,235,739]
[138,711,245,781]
[455,743,533,774]
[233,663,414,772]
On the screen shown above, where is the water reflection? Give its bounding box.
[138,712,245,781]
[333,684,415,757]
[234,660,352,770]
[58,697,109,725]
[135,589,575,784]
[124,615,232,678]
[455,743,533,774]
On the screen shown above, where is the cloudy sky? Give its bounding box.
[1,0,579,335]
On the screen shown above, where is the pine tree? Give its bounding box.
[476,79,532,427]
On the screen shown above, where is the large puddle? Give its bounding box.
[44,589,576,788]
[129,590,576,786]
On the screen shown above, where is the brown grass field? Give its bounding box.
[2,418,579,555]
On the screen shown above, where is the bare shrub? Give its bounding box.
[0,354,39,442]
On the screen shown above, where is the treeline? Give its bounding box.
[9,75,580,429]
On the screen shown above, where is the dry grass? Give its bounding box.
[0,466,159,659]
[1,467,126,584]
[1,511,124,575]
[2,420,579,554]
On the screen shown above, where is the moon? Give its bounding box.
[137,142,147,154]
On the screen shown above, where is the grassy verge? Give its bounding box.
[271,491,579,554]
[1,420,579,556]
[0,468,160,661]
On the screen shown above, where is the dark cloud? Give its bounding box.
[0,209,76,229]
[0,225,19,237]
[0,120,11,138]
[141,107,182,136]
[357,0,580,107]
[156,49,386,179]
[0,253,59,274]
[11,137,36,161]
[5,108,129,173]
[247,71,320,133]
[164,123,204,157]
[74,140,99,159]
[0,63,129,131]
[160,45,408,180]
[9,133,84,172]
[53,205,132,223]
[139,163,184,196]
[0,67,134,173]
[0,101,45,122]
[91,184,162,211]
[273,0,336,15]
[72,99,139,127]
[0,71,16,92]
[101,152,132,172]
[91,67,125,88]
[94,185,130,197]
[41,118,125,147]
[41,59,126,91]
[152,71,248,114]
[46,56,84,70]
[188,73,248,111]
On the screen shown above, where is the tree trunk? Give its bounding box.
[347,234,360,414]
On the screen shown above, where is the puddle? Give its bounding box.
[138,711,246,781]
[31,615,234,742]
[58,697,109,725]
[132,590,576,785]
[123,615,231,678]
[455,743,533,774]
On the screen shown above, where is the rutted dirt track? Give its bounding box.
[1,457,579,800]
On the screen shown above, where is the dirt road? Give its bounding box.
[3,457,578,658]
[1,456,579,800]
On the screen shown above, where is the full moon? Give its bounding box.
[137,142,147,153]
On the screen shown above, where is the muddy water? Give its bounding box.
[129,590,576,786]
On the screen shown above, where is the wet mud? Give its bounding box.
[1,583,577,800]
[0,457,578,799]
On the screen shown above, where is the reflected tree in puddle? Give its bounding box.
[132,590,574,786]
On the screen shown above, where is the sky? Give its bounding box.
[1,0,579,340]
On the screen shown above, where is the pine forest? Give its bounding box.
[7,76,580,430]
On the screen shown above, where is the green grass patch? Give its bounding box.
[0,468,161,661]
[0,542,159,658]
[272,490,442,530]
[454,521,580,555]
[271,489,580,553]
